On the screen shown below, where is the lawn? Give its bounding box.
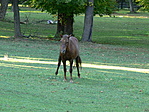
[0,38,149,112]
[1,7,149,48]
[0,7,149,112]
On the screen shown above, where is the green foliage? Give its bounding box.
[26,0,86,15]
[26,0,116,15]
[137,0,149,11]
[94,0,117,15]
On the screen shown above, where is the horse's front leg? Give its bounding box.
[69,60,73,82]
[55,56,61,75]
[62,60,67,81]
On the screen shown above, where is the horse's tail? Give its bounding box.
[77,56,82,68]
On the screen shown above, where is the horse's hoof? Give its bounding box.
[55,72,58,75]
[78,74,81,78]
[63,79,67,82]
[70,80,73,83]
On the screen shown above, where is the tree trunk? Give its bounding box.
[82,0,94,42]
[55,11,74,38]
[0,0,9,20]
[64,13,73,35]
[120,0,124,9]
[56,13,64,37]
[129,0,135,13]
[12,0,22,38]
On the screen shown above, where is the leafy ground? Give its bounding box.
[0,7,149,112]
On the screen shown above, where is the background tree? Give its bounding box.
[137,0,149,11]
[26,0,116,38]
[82,0,94,42]
[12,0,23,38]
[94,0,116,16]
[0,0,9,20]
[82,0,116,42]
[27,0,86,37]
[129,0,135,13]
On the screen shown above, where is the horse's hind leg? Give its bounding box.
[76,57,80,78]
[69,60,73,82]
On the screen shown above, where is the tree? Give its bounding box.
[27,0,86,37]
[120,0,125,9]
[27,0,116,38]
[82,0,94,42]
[128,0,135,13]
[0,0,9,20]
[82,0,116,42]
[137,0,149,11]
[94,0,116,16]
[12,0,23,38]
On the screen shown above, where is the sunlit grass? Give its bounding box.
[1,57,149,74]
[20,11,46,13]
[0,36,11,38]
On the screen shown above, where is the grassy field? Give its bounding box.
[1,7,149,47]
[0,7,149,111]
[0,38,149,112]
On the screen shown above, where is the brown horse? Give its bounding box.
[55,34,82,82]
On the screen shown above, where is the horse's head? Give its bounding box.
[60,34,70,54]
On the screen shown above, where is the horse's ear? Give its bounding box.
[69,34,72,37]
[60,38,63,41]
[68,34,72,39]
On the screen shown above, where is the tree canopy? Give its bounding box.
[27,0,116,15]
[26,0,116,37]
[27,0,86,15]
[137,0,149,11]
[94,0,116,15]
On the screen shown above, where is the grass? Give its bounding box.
[0,38,149,112]
[92,16,149,47]
[1,7,149,48]
[0,7,149,111]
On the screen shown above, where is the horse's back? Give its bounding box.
[70,36,79,49]
[70,36,78,42]
[69,36,79,58]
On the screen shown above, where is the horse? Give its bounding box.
[55,34,82,82]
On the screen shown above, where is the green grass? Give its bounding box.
[92,16,149,47]
[0,8,149,111]
[0,38,149,112]
[1,7,149,48]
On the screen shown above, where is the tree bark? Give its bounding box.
[12,0,22,38]
[0,0,9,20]
[120,0,124,9]
[64,13,73,35]
[55,11,74,38]
[129,0,135,13]
[82,0,94,42]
